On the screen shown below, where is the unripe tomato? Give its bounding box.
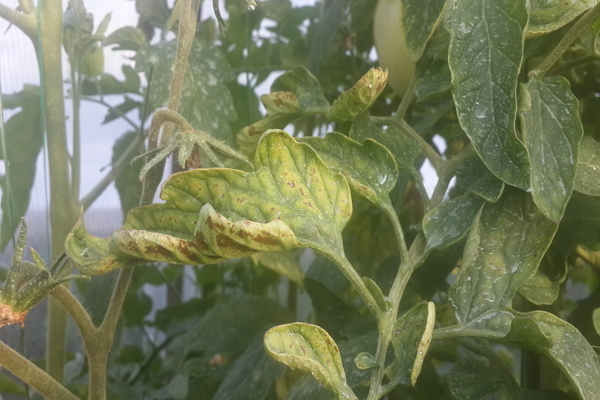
[373,0,415,96]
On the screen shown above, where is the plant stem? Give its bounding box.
[79,95,141,130]
[0,341,80,400]
[394,76,415,121]
[37,0,78,383]
[529,3,600,79]
[0,3,36,38]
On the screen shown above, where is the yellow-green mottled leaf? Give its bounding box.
[448,189,557,334]
[328,68,387,122]
[271,66,330,113]
[264,323,358,400]
[528,0,598,36]
[392,302,435,386]
[575,136,600,196]
[301,132,398,211]
[519,76,583,222]
[449,0,530,189]
[66,131,352,274]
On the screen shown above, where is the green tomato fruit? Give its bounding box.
[373,0,415,96]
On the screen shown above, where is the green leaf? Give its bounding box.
[455,152,505,203]
[575,136,600,196]
[112,131,143,215]
[102,96,142,124]
[146,374,188,400]
[66,131,352,274]
[363,277,389,312]
[557,193,600,252]
[285,375,336,400]
[392,302,436,385]
[104,26,147,51]
[423,195,484,250]
[136,40,236,142]
[0,85,44,251]
[447,357,503,400]
[271,66,330,114]
[81,65,140,95]
[213,336,285,400]
[328,68,387,122]
[528,0,597,36]
[593,308,600,336]
[301,132,398,211]
[0,373,27,395]
[414,26,452,102]
[507,311,600,400]
[519,76,583,221]
[400,0,446,61]
[448,189,557,333]
[251,250,304,286]
[350,111,420,171]
[264,323,358,400]
[518,271,560,305]
[448,0,530,189]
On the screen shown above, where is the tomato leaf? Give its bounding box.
[414,26,452,102]
[423,195,484,250]
[271,66,329,114]
[66,131,352,274]
[519,76,583,221]
[392,302,435,385]
[447,357,503,400]
[301,132,398,211]
[517,271,560,306]
[528,0,597,36]
[455,152,504,202]
[264,322,358,400]
[328,68,387,122]
[448,0,530,189]
[400,0,446,61]
[448,189,557,333]
[575,136,600,196]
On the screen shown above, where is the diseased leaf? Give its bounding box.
[251,250,304,286]
[449,0,530,189]
[271,66,330,114]
[507,311,600,400]
[528,0,597,36]
[400,0,446,61]
[0,85,44,251]
[423,195,484,250]
[447,358,502,400]
[136,40,236,142]
[350,112,420,171]
[328,68,387,122]
[301,132,398,211]
[455,151,504,202]
[264,323,358,400]
[392,302,435,386]
[519,76,583,222]
[448,189,557,333]
[66,131,352,274]
[518,271,560,306]
[575,136,600,196]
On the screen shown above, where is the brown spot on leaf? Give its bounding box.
[300,345,307,354]
[215,234,254,254]
[0,304,27,328]
[252,233,281,246]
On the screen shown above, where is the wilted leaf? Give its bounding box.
[447,357,503,400]
[301,132,398,211]
[66,131,352,274]
[400,0,446,61]
[264,323,358,399]
[528,0,597,36]
[328,68,387,122]
[423,195,484,250]
[575,136,600,196]
[449,0,530,189]
[136,40,236,142]
[519,76,583,221]
[507,311,600,400]
[448,189,557,334]
[271,66,329,113]
[0,85,44,251]
[392,302,435,385]
[350,112,420,171]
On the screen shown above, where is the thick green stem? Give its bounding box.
[529,3,600,79]
[0,341,79,400]
[0,3,36,38]
[37,0,78,383]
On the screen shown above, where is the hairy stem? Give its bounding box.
[0,3,36,38]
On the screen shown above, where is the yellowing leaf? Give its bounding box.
[328,68,387,122]
[264,322,358,400]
